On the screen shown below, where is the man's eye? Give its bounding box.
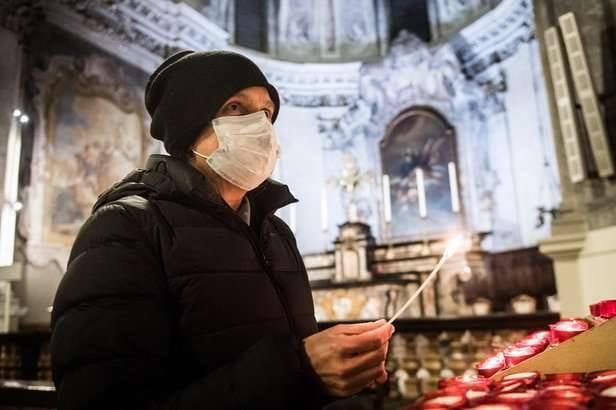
[263,109,272,118]
[228,103,240,112]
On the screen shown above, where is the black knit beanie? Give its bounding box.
[145,50,280,157]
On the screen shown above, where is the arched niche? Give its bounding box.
[380,107,463,239]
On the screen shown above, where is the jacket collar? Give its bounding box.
[144,154,298,218]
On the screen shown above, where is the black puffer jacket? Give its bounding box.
[50,154,330,410]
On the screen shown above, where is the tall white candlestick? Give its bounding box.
[320,187,328,232]
[448,162,460,213]
[0,111,22,267]
[289,204,297,234]
[382,174,392,224]
[416,168,427,219]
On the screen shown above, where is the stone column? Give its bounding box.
[534,0,616,317]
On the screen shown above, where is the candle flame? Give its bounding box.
[444,235,464,259]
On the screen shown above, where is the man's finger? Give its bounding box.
[375,368,388,384]
[344,364,386,394]
[341,344,387,376]
[335,319,386,335]
[341,323,394,355]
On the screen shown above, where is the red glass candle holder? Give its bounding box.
[466,388,490,406]
[502,371,539,386]
[494,380,526,394]
[590,299,616,318]
[540,381,584,392]
[589,370,616,390]
[475,353,506,378]
[503,346,537,367]
[494,391,537,404]
[438,375,491,391]
[544,373,583,383]
[595,385,616,409]
[539,388,592,405]
[519,330,550,344]
[551,319,589,343]
[517,331,550,352]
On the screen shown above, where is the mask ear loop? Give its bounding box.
[192,149,210,160]
[192,120,226,160]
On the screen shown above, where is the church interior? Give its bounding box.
[1,0,616,409]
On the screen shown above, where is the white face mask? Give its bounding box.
[192,111,280,191]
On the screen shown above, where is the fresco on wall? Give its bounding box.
[40,57,146,246]
[381,108,462,238]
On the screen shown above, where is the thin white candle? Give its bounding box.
[382,174,392,223]
[0,110,22,267]
[387,235,464,324]
[416,168,427,219]
[448,162,460,213]
[320,187,328,232]
[289,204,297,234]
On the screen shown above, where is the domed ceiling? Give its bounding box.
[175,0,501,63]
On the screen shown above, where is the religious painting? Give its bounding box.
[380,108,462,239]
[36,55,148,247]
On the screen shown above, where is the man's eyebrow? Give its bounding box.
[232,91,274,109]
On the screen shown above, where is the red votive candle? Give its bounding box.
[589,370,616,389]
[539,387,592,405]
[590,300,616,319]
[502,371,539,386]
[494,380,526,394]
[540,382,584,392]
[438,376,491,391]
[503,346,536,367]
[544,373,583,383]
[595,385,616,409]
[517,331,550,351]
[494,391,537,404]
[466,388,490,406]
[552,319,589,343]
[475,353,506,377]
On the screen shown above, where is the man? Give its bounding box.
[50,50,394,410]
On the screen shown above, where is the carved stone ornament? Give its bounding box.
[451,0,534,78]
[8,0,533,110]
[43,0,230,73]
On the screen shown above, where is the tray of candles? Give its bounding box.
[403,299,616,409]
[406,369,616,409]
[486,301,616,381]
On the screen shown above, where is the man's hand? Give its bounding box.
[303,319,395,397]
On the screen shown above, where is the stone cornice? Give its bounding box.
[44,0,229,72]
[453,0,534,78]
[10,0,535,105]
[244,49,361,107]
